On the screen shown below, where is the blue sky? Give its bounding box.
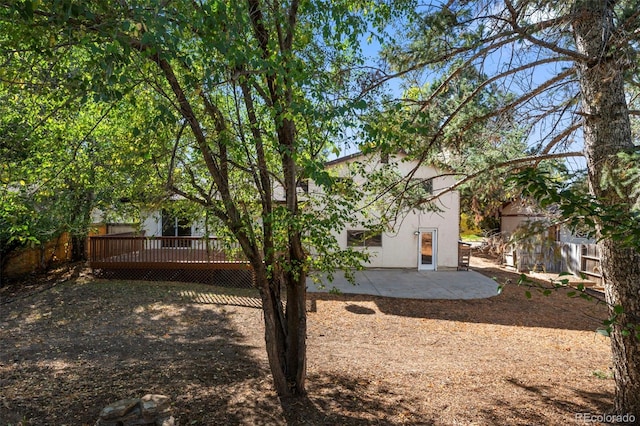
[341,19,588,174]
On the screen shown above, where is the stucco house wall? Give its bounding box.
[141,210,162,236]
[321,152,460,270]
[138,152,460,270]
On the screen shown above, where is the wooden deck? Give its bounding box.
[89,235,251,271]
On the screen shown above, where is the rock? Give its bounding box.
[96,394,174,426]
[99,398,140,420]
[141,394,170,413]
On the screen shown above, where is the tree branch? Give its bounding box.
[416,151,585,206]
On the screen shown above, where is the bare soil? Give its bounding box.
[0,253,615,425]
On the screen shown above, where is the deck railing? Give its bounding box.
[89,235,249,270]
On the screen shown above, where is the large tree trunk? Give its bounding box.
[283,252,307,395]
[69,188,94,262]
[150,31,309,397]
[573,0,640,416]
[253,259,307,397]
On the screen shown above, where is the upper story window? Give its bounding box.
[405,178,434,208]
[418,178,433,194]
[296,179,309,193]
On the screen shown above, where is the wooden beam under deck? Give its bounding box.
[90,261,252,270]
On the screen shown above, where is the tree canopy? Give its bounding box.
[0,0,413,397]
[3,0,640,415]
[375,0,640,415]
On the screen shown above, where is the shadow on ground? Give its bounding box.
[0,280,270,424]
[308,258,608,333]
[0,278,613,425]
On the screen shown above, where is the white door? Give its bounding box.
[418,229,437,271]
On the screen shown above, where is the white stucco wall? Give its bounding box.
[141,210,162,236]
[322,152,460,270]
[138,152,461,270]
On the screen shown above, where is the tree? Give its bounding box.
[0,0,400,396]
[0,43,166,274]
[380,0,640,415]
[361,64,535,231]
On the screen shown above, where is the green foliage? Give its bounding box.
[514,271,599,304]
[597,305,640,340]
[371,1,640,412]
[506,166,640,338]
[0,2,421,395]
[0,20,175,264]
[360,53,531,224]
[592,369,613,380]
[511,167,640,250]
[0,0,419,279]
[507,248,640,340]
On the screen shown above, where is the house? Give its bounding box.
[141,209,205,239]
[121,152,460,272]
[317,151,460,270]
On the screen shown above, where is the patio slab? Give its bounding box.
[307,268,500,300]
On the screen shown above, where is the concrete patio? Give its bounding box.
[307,268,500,300]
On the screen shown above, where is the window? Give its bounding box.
[296,179,309,193]
[418,178,433,194]
[406,178,434,208]
[347,230,383,247]
[162,210,192,237]
[296,178,309,194]
[162,210,192,247]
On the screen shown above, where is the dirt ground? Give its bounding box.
[0,253,615,425]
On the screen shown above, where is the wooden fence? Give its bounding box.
[577,243,602,285]
[2,232,72,279]
[505,242,602,286]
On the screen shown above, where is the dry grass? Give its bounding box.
[0,255,614,425]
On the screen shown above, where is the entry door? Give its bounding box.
[162,210,192,237]
[418,229,437,271]
[162,210,192,247]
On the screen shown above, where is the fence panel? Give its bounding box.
[580,243,602,286]
[505,241,603,287]
[2,232,72,278]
